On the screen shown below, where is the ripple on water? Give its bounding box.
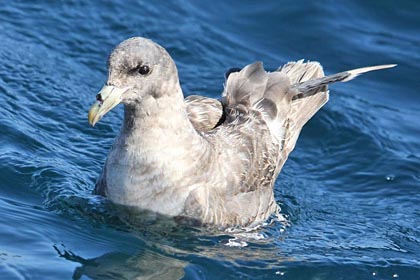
[0,1,420,279]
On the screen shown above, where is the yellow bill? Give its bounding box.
[88,85,128,126]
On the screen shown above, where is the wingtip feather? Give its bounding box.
[343,64,397,82]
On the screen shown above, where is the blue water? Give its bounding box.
[1,1,419,279]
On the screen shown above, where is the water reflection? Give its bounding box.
[53,202,291,279]
[55,246,186,280]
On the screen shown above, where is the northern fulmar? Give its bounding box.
[88,37,395,227]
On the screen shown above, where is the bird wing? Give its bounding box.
[275,60,329,171]
[185,95,224,132]
[276,61,396,171]
[183,62,394,226]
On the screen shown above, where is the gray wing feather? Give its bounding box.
[185,95,223,132]
[223,62,268,107]
[276,60,329,170]
[187,61,395,226]
[221,61,395,175]
[277,61,396,170]
[292,64,396,99]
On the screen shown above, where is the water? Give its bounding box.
[1,1,419,279]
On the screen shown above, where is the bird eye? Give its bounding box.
[138,65,150,75]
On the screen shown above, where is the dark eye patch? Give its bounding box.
[127,64,151,76]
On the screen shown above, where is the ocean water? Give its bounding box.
[1,0,419,279]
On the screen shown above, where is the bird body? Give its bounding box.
[88,37,395,227]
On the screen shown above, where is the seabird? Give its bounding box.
[88,37,395,227]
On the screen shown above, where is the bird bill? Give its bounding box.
[88,85,127,126]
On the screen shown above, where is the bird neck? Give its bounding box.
[121,84,201,150]
[116,83,212,195]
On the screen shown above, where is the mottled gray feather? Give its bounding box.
[185,95,223,132]
[223,62,268,107]
[276,60,329,170]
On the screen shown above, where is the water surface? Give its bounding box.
[1,1,419,279]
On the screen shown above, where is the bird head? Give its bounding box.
[88,37,178,126]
